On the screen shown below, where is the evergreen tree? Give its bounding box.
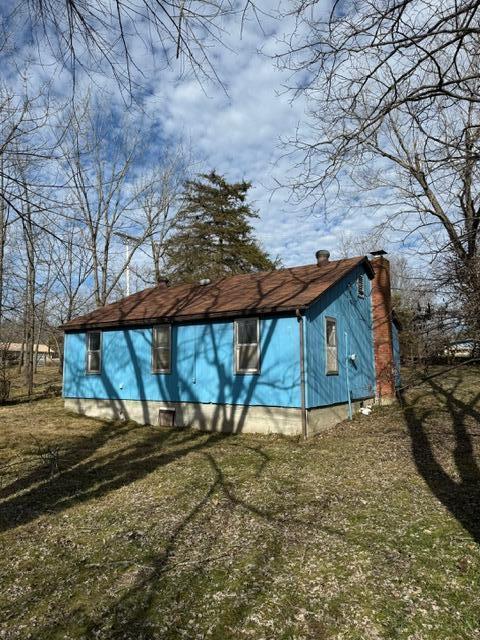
[165,171,277,283]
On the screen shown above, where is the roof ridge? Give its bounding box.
[160,256,366,290]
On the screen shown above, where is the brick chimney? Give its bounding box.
[371,256,396,402]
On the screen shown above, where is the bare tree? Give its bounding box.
[0,171,12,399]
[61,100,189,306]
[0,331,14,402]
[0,74,61,392]
[0,164,8,341]
[336,230,386,260]
[136,148,190,285]
[281,0,480,132]
[8,0,241,92]
[0,83,56,222]
[280,4,480,342]
[19,178,36,396]
[48,222,93,324]
[438,251,480,354]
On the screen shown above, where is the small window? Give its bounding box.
[235,318,260,374]
[86,331,101,374]
[152,325,171,373]
[325,317,338,375]
[357,274,365,298]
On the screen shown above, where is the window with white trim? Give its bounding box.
[234,318,260,374]
[86,331,102,374]
[325,317,338,374]
[357,274,365,298]
[152,325,171,373]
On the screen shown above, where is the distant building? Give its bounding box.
[61,252,401,437]
[0,343,58,366]
[444,340,476,359]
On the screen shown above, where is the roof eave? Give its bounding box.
[61,304,309,332]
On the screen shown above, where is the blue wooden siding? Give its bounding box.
[63,316,301,408]
[392,322,401,388]
[305,264,376,408]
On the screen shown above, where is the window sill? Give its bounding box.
[235,370,260,376]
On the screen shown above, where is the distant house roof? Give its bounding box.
[62,256,374,331]
[1,343,52,353]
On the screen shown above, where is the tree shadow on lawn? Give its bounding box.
[2,392,56,407]
[401,371,480,544]
[0,421,225,533]
[0,419,143,502]
[30,446,287,640]
[21,435,405,639]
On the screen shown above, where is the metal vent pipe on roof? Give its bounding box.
[315,249,330,266]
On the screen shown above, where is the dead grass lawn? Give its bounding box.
[0,367,479,639]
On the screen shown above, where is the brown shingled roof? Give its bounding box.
[62,257,373,330]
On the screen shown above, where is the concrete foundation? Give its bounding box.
[374,394,397,406]
[64,397,303,436]
[307,399,374,435]
[65,396,376,437]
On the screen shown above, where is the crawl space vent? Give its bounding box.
[158,409,175,427]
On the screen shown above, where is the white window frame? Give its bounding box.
[86,331,102,374]
[234,318,260,374]
[151,324,172,374]
[325,317,339,375]
[357,274,365,298]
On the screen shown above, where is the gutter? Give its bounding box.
[296,308,308,440]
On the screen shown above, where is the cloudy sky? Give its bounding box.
[1,0,394,268]
[138,3,385,266]
[152,8,328,266]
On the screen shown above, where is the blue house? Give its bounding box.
[62,251,400,436]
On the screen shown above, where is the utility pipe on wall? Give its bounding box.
[296,308,308,439]
[345,330,353,420]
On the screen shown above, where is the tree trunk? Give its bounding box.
[0,161,6,353]
[22,192,35,397]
